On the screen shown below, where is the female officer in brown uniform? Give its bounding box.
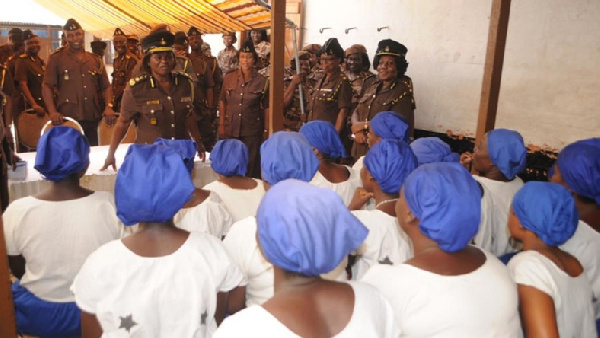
[219,40,269,178]
[350,39,415,159]
[102,30,205,171]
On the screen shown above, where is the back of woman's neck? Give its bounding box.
[35,179,92,201]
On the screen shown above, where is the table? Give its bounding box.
[8,144,219,202]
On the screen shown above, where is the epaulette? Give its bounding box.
[129,74,149,87]
[174,72,194,102]
[51,46,65,55]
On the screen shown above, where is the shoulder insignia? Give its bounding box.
[129,75,148,87]
[19,54,27,58]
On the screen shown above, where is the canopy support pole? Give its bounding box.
[268,0,286,135]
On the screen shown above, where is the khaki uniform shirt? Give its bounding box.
[283,70,315,131]
[111,52,137,112]
[220,69,269,138]
[121,73,196,144]
[345,70,375,107]
[355,75,415,124]
[43,48,110,121]
[217,48,238,75]
[15,54,46,108]
[308,68,352,126]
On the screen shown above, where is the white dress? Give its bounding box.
[71,232,245,338]
[3,192,124,302]
[203,179,266,223]
[560,221,600,319]
[362,248,521,337]
[508,250,596,337]
[471,183,498,254]
[173,191,233,238]
[310,166,362,207]
[473,175,524,256]
[213,282,400,338]
[351,210,412,280]
[223,216,348,307]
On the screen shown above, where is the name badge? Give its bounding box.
[181,97,192,103]
[146,100,160,105]
[319,88,332,92]
[150,117,157,125]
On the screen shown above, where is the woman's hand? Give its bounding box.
[348,187,374,211]
[354,132,366,144]
[460,152,473,170]
[197,143,206,162]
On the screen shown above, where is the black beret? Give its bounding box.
[173,31,188,45]
[239,40,256,54]
[63,19,82,31]
[141,30,174,54]
[22,30,37,41]
[320,38,344,59]
[114,28,125,37]
[187,26,201,37]
[375,39,408,58]
[91,40,107,49]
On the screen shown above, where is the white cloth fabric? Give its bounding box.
[309,166,362,207]
[71,232,245,338]
[3,192,124,302]
[203,179,266,223]
[560,221,600,318]
[362,248,521,337]
[473,175,524,256]
[351,210,412,280]
[223,216,348,307]
[173,191,233,238]
[213,281,400,338]
[352,156,364,176]
[508,250,596,337]
[471,183,497,253]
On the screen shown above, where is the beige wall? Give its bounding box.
[302,0,600,150]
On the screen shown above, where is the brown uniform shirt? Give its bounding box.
[15,54,46,108]
[111,52,137,112]
[345,70,375,107]
[355,75,415,124]
[220,69,269,138]
[0,44,12,65]
[188,53,215,110]
[43,48,110,122]
[308,68,352,126]
[283,69,315,131]
[121,73,196,144]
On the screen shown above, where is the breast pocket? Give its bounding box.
[142,103,164,128]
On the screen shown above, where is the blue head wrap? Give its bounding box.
[299,121,346,158]
[364,139,417,194]
[260,131,319,185]
[153,138,197,173]
[403,162,481,252]
[210,139,249,176]
[557,138,600,205]
[257,179,368,276]
[370,111,410,143]
[487,129,527,180]
[512,182,578,246]
[115,144,195,226]
[34,126,90,181]
[410,137,459,166]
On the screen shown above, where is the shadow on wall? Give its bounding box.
[414,129,557,182]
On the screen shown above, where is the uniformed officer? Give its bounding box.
[126,34,141,60]
[0,64,17,210]
[42,19,116,146]
[303,43,323,82]
[90,40,107,59]
[219,40,269,178]
[188,26,220,151]
[173,31,189,58]
[283,51,314,131]
[344,44,375,107]
[101,30,206,171]
[350,39,416,159]
[15,30,46,116]
[307,38,352,134]
[111,28,137,113]
[0,28,24,65]
[217,32,238,75]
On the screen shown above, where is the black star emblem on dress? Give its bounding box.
[379,256,393,265]
[200,311,208,325]
[119,314,137,332]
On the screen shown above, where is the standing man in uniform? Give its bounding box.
[188,26,218,151]
[42,19,116,146]
[126,35,141,60]
[0,64,17,210]
[307,38,352,134]
[0,28,24,65]
[111,28,137,114]
[14,30,46,151]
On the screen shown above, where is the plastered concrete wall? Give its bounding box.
[302,0,599,149]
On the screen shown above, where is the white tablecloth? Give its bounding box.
[8,144,219,202]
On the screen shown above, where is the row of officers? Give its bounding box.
[0,18,415,179]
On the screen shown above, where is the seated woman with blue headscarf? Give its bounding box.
[223,132,349,308]
[2,126,124,337]
[154,138,233,239]
[71,144,245,337]
[300,121,361,206]
[461,128,527,256]
[410,137,459,166]
[203,139,267,223]
[348,139,417,279]
[550,138,600,326]
[363,162,521,336]
[351,111,410,175]
[507,182,595,337]
[215,180,400,337]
